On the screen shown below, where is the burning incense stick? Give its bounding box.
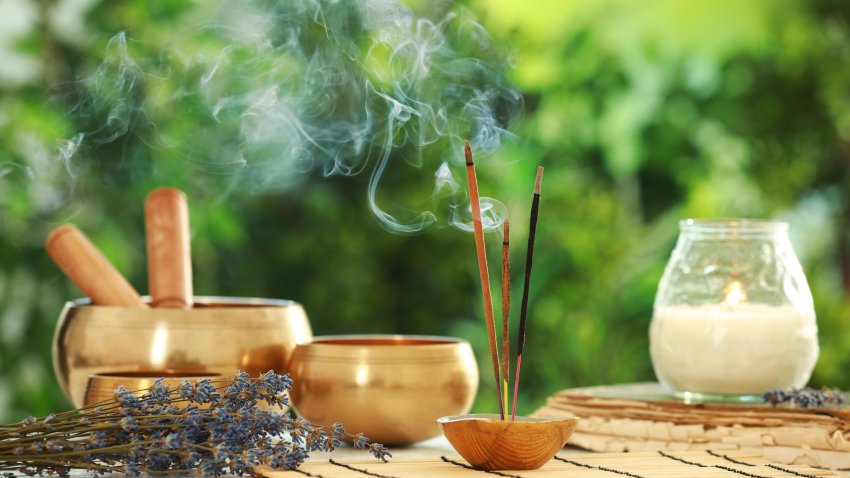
[512,166,543,421]
[464,140,505,420]
[500,218,511,418]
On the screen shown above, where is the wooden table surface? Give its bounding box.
[45,439,850,477]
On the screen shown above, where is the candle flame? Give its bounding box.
[724,280,747,306]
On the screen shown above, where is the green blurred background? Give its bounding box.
[1,0,849,423]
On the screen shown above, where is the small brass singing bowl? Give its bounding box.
[83,370,222,408]
[53,296,312,408]
[288,335,478,446]
[438,414,580,470]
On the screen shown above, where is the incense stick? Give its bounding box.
[511,166,543,421]
[500,217,511,419]
[464,140,504,420]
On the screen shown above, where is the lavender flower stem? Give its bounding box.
[0,371,391,476]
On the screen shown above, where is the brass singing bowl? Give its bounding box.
[53,296,312,408]
[288,335,478,446]
[438,414,580,470]
[83,370,222,407]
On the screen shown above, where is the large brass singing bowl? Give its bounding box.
[288,335,479,446]
[52,296,312,408]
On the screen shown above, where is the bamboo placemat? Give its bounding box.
[533,383,850,469]
[258,450,850,477]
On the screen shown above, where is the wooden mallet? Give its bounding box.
[46,224,147,308]
[145,187,193,308]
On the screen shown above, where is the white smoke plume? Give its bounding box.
[53,0,521,233]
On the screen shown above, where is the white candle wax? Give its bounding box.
[650,303,819,395]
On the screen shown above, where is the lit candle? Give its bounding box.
[650,280,819,396]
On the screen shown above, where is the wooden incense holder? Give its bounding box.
[145,187,192,308]
[437,414,579,470]
[45,224,147,308]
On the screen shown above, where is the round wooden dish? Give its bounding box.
[437,413,580,470]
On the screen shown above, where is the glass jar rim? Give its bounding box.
[679,218,788,236]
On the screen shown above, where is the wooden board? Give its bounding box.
[258,450,850,477]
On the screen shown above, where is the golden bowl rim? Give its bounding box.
[87,370,225,379]
[64,296,300,309]
[304,334,471,347]
[437,413,580,425]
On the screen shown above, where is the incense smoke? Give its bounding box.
[51,0,520,233]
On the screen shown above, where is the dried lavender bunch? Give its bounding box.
[763,387,846,409]
[0,371,390,477]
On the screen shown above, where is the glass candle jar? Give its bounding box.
[649,219,818,400]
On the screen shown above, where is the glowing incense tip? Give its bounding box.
[464,140,473,166]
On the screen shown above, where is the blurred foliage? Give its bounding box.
[1,0,849,424]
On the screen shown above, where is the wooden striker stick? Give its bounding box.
[512,166,543,421]
[46,224,147,307]
[500,218,511,418]
[145,187,193,308]
[464,140,504,420]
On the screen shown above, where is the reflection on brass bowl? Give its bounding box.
[53,296,312,408]
[438,414,580,470]
[289,335,478,446]
[84,370,222,407]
